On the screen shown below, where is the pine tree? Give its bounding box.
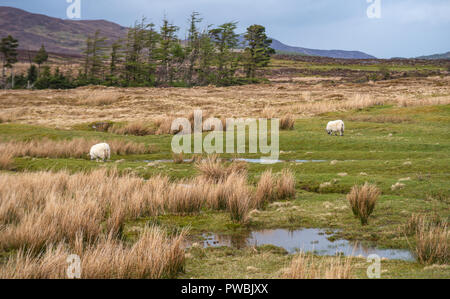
[109,39,125,84]
[82,37,93,78]
[185,12,202,85]
[33,44,49,73]
[243,25,274,78]
[144,23,160,85]
[159,17,181,84]
[124,18,150,84]
[90,31,108,80]
[209,22,239,84]
[198,28,215,85]
[0,35,19,88]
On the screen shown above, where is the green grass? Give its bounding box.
[1,104,449,278]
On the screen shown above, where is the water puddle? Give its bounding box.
[141,158,327,165]
[232,158,284,164]
[294,160,327,163]
[143,159,193,164]
[194,229,414,261]
[232,158,326,164]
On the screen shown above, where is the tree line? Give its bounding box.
[0,13,274,89]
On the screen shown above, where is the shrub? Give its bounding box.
[347,183,380,225]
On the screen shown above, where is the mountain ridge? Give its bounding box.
[0,6,377,59]
[416,51,450,60]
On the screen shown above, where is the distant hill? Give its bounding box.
[269,38,376,59]
[1,6,376,59]
[416,51,450,60]
[0,6,127,56]
[237,35,376,59]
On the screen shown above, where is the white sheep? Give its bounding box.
[89,143,111,162]
[326,120,345,136]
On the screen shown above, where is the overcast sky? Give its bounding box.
[2,0,449,58]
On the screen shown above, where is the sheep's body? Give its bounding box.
[89,143,111,161]
[326,120,345,136]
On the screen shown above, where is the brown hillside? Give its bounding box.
[0,6,128,55]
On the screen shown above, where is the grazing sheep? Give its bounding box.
[89,143,111,162]
[326,120,345,136]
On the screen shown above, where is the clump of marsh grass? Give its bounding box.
[283,252,353,279]
[254,169,296,208]
[261,106,277,119]
[109,121,156,136]
[255,170,276,207]
[347,182,381,225]
[0,227,185,279]
[403,214,449,265]
[155,116,179,135]
[414,221,449,265]
[275,169,296,200]
[0,149,14,170]
[224,173,254,223]
[195,155,247,183]
[74,90,122,106]
[280,115,295,130]
[172,152,185,164]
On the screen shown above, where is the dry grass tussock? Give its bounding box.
[0,227,185,279]
[0,149,14,170]
[398,96,450,108]
[0,164,285,254]
[403,214,449,265]
[0,168,259,278]
[280,115,295,130]
[73,90,126,106]
[109,121,156,136]
[0,159,299,277]
[0,138,156,159]
[195,155,248,183]
[347,182,381,225]
[283,253,353,279]
[255,169,296,207]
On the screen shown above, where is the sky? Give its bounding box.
[1,0,449,58]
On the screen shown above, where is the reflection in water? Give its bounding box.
[194,229,414,261]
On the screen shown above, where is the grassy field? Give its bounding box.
[0,64,449,278]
